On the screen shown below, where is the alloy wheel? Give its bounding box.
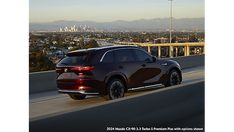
[109,80,124,99]
[169,71,180,86]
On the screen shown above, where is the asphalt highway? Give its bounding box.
[29,66,204,120]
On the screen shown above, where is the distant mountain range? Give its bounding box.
[29,18,204,32]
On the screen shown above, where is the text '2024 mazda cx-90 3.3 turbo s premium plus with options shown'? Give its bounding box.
[56,46,182,100]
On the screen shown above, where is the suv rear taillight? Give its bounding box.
[70,66,94,71]
[56,66,94,76]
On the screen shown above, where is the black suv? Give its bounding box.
[56,46,182,100]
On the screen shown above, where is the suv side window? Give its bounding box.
[134,49,152,62]
[115,49,135,62]
[102,51,114,63]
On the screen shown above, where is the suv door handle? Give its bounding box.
[141,64,146,67]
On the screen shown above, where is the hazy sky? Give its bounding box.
[30,0,204,23]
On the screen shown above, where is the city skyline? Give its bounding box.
[30,0,204,23]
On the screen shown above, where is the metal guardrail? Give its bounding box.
[115,42,205,57]
[116,41,205,47]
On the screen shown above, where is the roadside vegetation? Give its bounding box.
[29,37,99,73]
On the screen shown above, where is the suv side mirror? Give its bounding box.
[145,56,156,63]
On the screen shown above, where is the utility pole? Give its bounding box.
[168,0,173,57]
[169,0,173,44]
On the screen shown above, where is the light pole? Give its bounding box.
[168,0,173,57]
[169,0,173,44]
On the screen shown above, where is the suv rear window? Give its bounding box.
[57,54,88,66]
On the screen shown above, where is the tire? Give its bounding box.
[68,94,86,100]
[164,69,181,87]
[107,78,125,100]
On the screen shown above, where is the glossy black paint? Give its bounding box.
[56,46,182,95]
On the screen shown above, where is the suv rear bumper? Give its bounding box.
[57,79,105,95]
[58,89,99,95]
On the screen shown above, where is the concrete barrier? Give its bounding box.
[29,55,204,94]
[30,81,204,132]
[169,55,204,69]
[29,71,57,94]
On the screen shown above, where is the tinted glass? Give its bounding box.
[57,55,87,66]
[115,49,135,62]
[134,49,152,62]
[102,51,114,63]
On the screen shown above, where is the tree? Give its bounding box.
[79,37,85,48]
[68,39,99,52]
[171,36,177,43]
[29,50,55,72]
[188,34,199,42]
[85,39,99,48]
